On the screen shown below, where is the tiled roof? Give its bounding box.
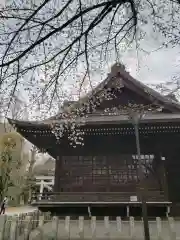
[8,62,180,127]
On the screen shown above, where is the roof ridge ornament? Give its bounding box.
[110,62,126,76]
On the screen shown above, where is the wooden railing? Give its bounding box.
[31,191,168,203]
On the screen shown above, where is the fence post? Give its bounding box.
[18,214,23,236]
[0,215,6,240]
[156,217,162,240]
[52,216,59,240]
[104,216,110,238]
[65,216,70,238]
[32,211,38,229]
[20,213,26,236]
[29,212,36,230]
[91,216,96,239]
[4,216,12,239]
[24,215,31,240]
[79,216,84,239]
[116,216,122,234]
[29,214,44,240]
[168,217,176,240]
[38,215,44,227]
[9,215,18,240]
[129,216,135,239]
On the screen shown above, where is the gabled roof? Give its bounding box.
[8,113,180,127]
[8,63,180,128]
[46,63,180,122]
[7,64,180,158]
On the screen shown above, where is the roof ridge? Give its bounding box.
[118,66,180,110]
[49,62,180,120]
[9,63,180,124]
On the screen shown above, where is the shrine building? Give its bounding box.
[8,63,180,217]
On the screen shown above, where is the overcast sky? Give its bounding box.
[123,46,179,84]
[1,0,180,119]
[0,0,4,7]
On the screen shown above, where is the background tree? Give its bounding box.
[0,131,41,204]
[150,76,180,102]
[0,131,26,201]
[21,145,38,203]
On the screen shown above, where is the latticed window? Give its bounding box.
[61,154,155,188]
[75,176,83,185]
[92,157,107,184]
[132,154,154,177]
[111,173,128,183]
[79,156,92,164]
[93,167,107,175]
[62,156,79,165]
[93,156,106,165]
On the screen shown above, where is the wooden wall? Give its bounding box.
[54,152,166,197]
[53,125,180,203]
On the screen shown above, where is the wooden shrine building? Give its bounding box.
[8,63,180,217]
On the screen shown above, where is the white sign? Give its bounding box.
[130,196,138,202]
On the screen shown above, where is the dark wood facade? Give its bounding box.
[8,63,180,214]
[51,121,180,203]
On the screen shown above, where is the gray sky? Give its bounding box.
[26,41,180,119]
[123,46,179,84]
[0,0,5,7]
[1,0,180,119]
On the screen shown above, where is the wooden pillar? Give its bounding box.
[106,156,110,192]
[164,149,180,203]
[153,151,169,199]
[160,134,180,204]
[160,156,169,200]
[153,141,169,201]
[54,155,63,193]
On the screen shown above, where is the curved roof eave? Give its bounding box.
[8,63,180,127]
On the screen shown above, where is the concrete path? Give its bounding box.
[5,206,37,215]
